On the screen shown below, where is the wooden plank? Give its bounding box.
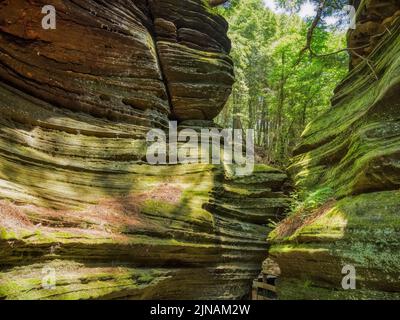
[253,280,277,292]
[252,287,258,300]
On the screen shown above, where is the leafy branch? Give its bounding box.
[295,0,380,79]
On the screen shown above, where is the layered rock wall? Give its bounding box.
[348,0,400,68]
[0,0,234,123]
[269,1,400,299]
[0,1,287,299]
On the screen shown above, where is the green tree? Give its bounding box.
[216,0,348,165]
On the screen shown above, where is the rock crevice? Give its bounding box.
[0,0,284,300]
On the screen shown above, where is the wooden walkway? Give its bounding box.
[252,276,278,300]
[251,258,280,300]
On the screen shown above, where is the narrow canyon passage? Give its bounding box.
[0,0,399,301]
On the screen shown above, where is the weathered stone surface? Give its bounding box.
[0,0,169,125]
[0,151,289,299]
[269,3,400,300]
[348,0,400,68]
[0,1,286,300]
[0,0,233,122]
[158,41,234,120]
[290,18,400,198]
[150,0,234,120]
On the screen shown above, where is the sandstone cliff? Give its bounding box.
[0,1,290,299]
[269,0,400,299]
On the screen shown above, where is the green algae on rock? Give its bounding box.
[0,1,290,299]
[269,2,400,300]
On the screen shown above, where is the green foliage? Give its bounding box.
[216,0,348,165]
[288,187,335,217]
[276,0,355,27]
[301,187,335,209]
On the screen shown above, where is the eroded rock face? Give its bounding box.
[0,0,234,123]
[269,2,400,299]
[0,1,285,300]
[150,0,235,120]
[0,0,168,126]
[348,0,400,68]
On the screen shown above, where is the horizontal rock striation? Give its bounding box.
[0,159,289,299]
[150,0,234,120]
[0,0,234,123]
[207,166,290,226]
[269,4,400,300]
[0,1,283,300]
[348,0,400,68]
[0,0,169,126]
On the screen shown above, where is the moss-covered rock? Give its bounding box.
[0,161,288,299]
[269,4,400,299]
[0,1,290,300]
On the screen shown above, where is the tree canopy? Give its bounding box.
[215,0,348,165]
